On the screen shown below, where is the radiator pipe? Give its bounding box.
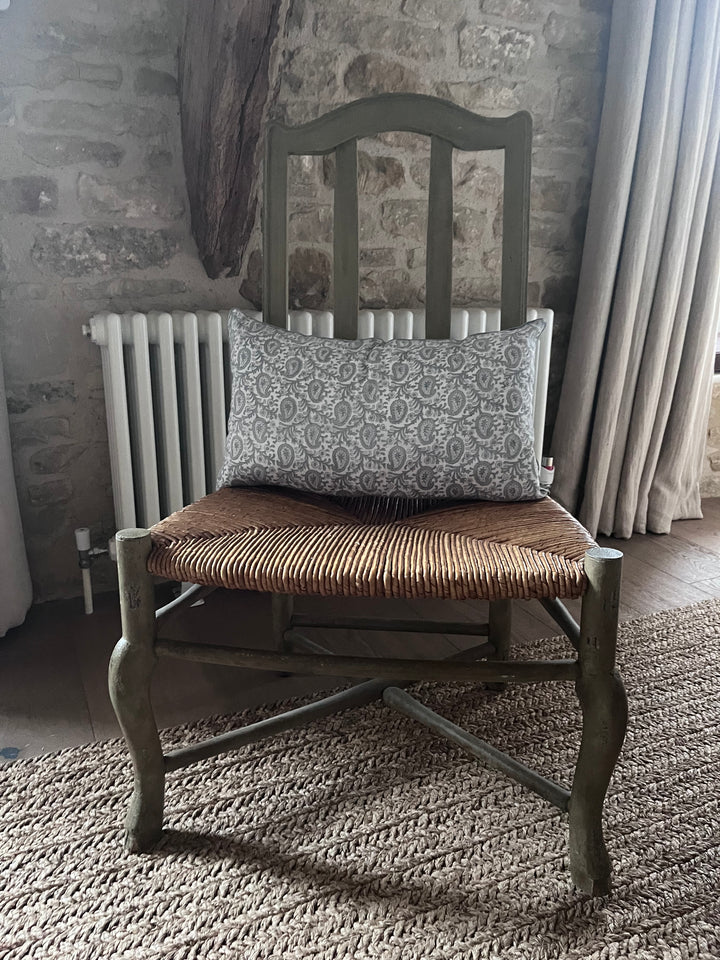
[75,527,93,615]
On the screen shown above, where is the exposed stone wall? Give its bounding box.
[241,0,612,418]
[701,380,720,498]
[0,0,241,601]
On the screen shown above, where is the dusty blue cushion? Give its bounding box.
[218,310,544,500]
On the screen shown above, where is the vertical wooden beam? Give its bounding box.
[425,135,454,339]
[178,0,286,279]
[333,139,359,339]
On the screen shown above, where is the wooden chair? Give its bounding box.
[109,94,627,896]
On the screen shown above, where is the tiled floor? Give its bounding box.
[3,498,720,762]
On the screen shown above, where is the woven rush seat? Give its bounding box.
[148,486,596,601]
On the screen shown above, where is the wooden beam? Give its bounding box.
[178,0,285,279]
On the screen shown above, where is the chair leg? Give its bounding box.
[109,528,165,853]
[487,599,512,691]
[569,547,628,896]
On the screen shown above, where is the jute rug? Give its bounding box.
[1,601,719,959]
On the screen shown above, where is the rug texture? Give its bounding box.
[1,601,719,959]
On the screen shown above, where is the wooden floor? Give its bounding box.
[3,498,720,763]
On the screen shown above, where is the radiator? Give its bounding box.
[83,307,554,531]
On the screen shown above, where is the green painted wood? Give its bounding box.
[165,679,389,772]
[333,138,359,339]
[290,613,489,635]
[263,95,532,335]
[501,111,532,328]
[263,124,289,328]
[425,135,454,339]
[570,546,627,895]
[155,635,578,683]
[274,93,531,155]
[109,528,164,853]
[383,686,570,810]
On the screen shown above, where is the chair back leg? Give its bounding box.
[487,599,512,691]
[109,528,165,853]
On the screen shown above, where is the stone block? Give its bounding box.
[5,283,50,300]
[289,156,325,198]
[64,277,188,301]
[360,248,397,268]
[283,48,341,97]
[344,54,421,96]
[146,147,173,170]
[542,273,578,314]
[27,478,73,505]
[0,177,58,215]
[23,100,168,139]
[289,247,331,309]
[288,205,333,243]
[10,417,71,446]
[458,24,535,76]
[556,72,603,124]
[31,226,179,276]
[6,380,76,415]
[381,200,427,243]
[453,206,486,245]
[324,152,405,195]
[317,16,444,62]
[453,275,501,306]
[543,11,605,55]
[532,176,571,213]
[135,67,178,97]
[530,216,569,249]
[359,269,416,309]
[29,443,86,475]
[0,88,13,125]
[481,0,540,21]
[44,57,122,89]
[400,0,450,22]
[38,20,173,57]
[19,133,124,168]
[77,174,185,220]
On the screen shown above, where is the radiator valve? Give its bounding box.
[540,456,555,492]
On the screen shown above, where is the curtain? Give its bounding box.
[551,0,720,538]
[0,346,32,636]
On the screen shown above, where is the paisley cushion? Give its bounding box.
[217,310,544,501]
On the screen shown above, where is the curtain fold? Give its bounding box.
[0,346,32,637]
[551,0,720,538]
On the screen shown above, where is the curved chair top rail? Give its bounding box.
[267,93,531,155]
[263,94,531,338]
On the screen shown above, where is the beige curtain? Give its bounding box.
[551,0,720,538]
[0,346,32,636]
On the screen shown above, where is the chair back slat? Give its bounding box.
[333,138,359,339]
[425,135,454,339]
[263,125,289,329]
[262,94,532,336]
[500,119,532,328]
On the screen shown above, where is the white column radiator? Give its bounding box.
[83,307,554,531]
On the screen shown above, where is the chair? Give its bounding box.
[109,93,627,896]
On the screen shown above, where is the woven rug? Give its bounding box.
[2,601,720,959]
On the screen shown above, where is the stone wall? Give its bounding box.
[701,379,720,498]
[0,0,241,601]
[1,0,612,602]
[241,0,612,414]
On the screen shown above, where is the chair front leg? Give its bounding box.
[569,546,627,896]
[109,528,165,853]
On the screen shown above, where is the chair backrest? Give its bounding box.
[263,93,531,340]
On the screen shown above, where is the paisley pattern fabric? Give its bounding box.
[218,310,544,500]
